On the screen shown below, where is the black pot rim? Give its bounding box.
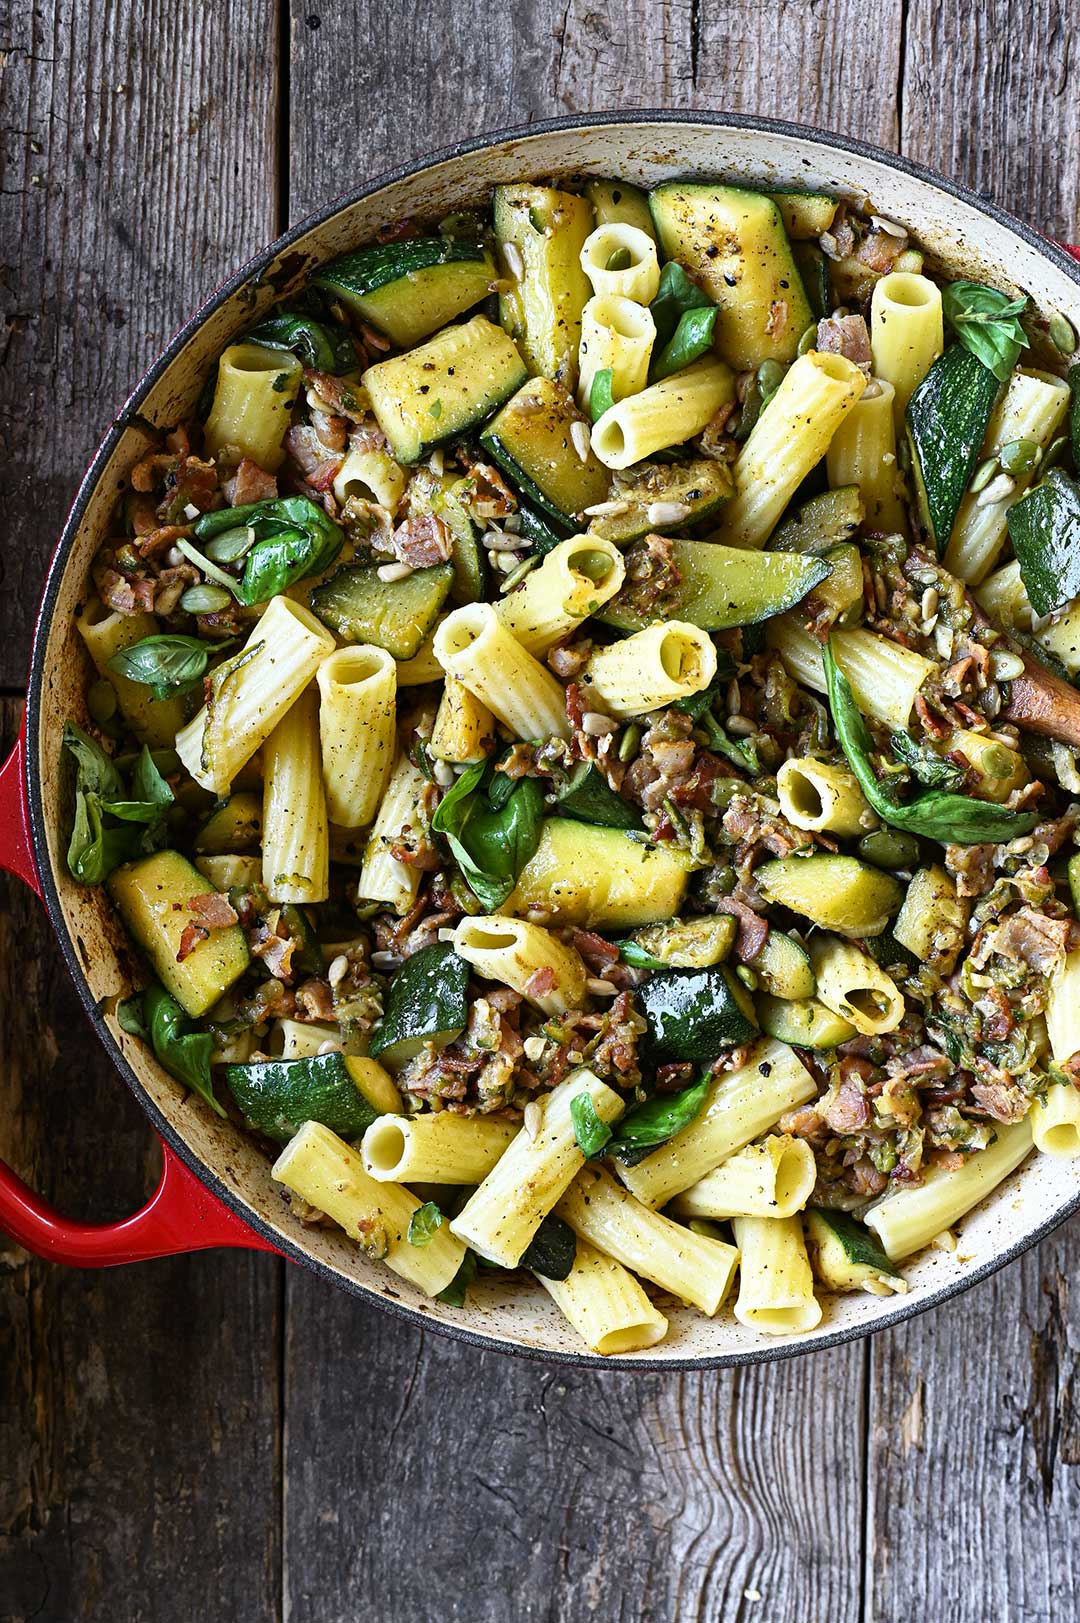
[23,108,1080,1371]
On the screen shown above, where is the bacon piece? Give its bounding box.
[225,457,278,507]
[816,314,872,370]
[176,922,210,962]
[717,896,769,961]
[295,978,335,1022]
[569,929,619,975]
[391,511,453,568]
[188,891,239,929]
[525,966,557,1000]
[284,425,343,490]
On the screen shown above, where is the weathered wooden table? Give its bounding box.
[2,4,1079,1619]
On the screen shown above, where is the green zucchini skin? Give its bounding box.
[805,1208,900,1290]
[905,344,1000,553]
[193,791,263,855]
[598,538,829,633]
[586,459,733,545]
[1007,467,1080,616]
[310,562,454,660]
[553,762,643,830]
[792,242,830,320]
[313,236,495,348]
[480,377,610,528]
[749,930,816,1000]
[369,942,470,1066]
[635,966,758,1063]
[224,1052,378,1144]
[757,994,855,1049]
[771,486,865,554]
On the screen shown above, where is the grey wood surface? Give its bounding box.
[2,3,1080,1620]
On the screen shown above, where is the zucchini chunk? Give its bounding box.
[1007,467,1080,617]
[793,242,830,320]
[508,819,689,929]
[480,376,610,529]
[583,178,656,239]
[772,486,865,554]
[310,561,454,660]
[553,762,643,830]
[636,966,759,1062]
[804,1208,905,1293]
[757,994,856,1049]
[648,182,812,370]
[108,849,250,1019]
[362,315,528,465]
[598,538,830,632]
[225,1052,402,1144]
[749,930,816,1000]
[755,854,903,937]
[494,183,594,387]
[620,913,737,971]
[313,236,496,349]
[407,468,488,605]
[368,942,470,1067]
[586,459,734,544]
[193,791,263,855]
[767,189,839,239]
[906,344,1000,553]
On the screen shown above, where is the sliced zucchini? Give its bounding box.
[224,1052,402,1144]
[757,994,856,1049]
[793,242,830,321]
[108,849,250,1019]
[518,503,565,555]
[767,189,839,240]
[313,236,496,349]
[494,184,594,387]
[408,469,487,605]
[584,179,656,239]
[194,854,262,892]
[648,182,812,370]
[362,315,528,465]
[636,966,759,1062]
[619,913,736,971]
[598,538,830,632]
[1007,467,1080,617]
[772,486,865,553]
[368,942,470,1067]
[310,561,454,660]
[508,819,689,929]
[480,376,610,528]
[750,930,816,1000]
[803,542,865,626]
[755,854,903,938]
[193,791,263,855]
[553,761,643,830]
[804,1208,905,1293]
[587,459,733,544]
[906,344,1000,553]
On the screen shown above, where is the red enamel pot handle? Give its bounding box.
[0,723,276,1265]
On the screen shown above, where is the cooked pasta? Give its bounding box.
[869,271,944,423]
[452,915,588,1013]
[494,535,625,655]
[434,603,571,741]
[732,1215,822,1334]
[582,621,717,717]
[204,342,303,469]
[825,378,908,536]
[590,357,734,469]
[776,757,877,838]
[671,1136,817,1221]
[316,645,397,828]
[361,1111,518,1184]
[261,684,330,905]
[537,1237,668,1355]
[579,223,661,303]
[356,754,429,914]
[577,295,656,409]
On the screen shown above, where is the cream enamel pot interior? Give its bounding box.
[4,112,1080,1368]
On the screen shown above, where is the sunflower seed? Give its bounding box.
[327,954,349,987]
[570,420,592,463]
[921,586,939,623]
[726,679,741,716]
[165,545,187,568]
[432,758,456,786]
[870,214,908,239]
[990,648,1026,681]
[646,500,692,526]
[523,1035,547,1063]
[726,715,757,736]
[376,560,413,582]
[437,926,457,943]
[581,710,615,735]
[523,1099,544,1138]
[584,498,632,517]
[976,472,1016,508]
[494,549,520,572]
[586,977,618,997]
[1049,311,1077,354]
[371,950,398,969]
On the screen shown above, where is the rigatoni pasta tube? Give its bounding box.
[356,754,428,914]
[261,684,330,905]
[582,621,716,718]
[671,1135,817,1221]
[77,599,187,748]
[590,357,734,471]
[361,1111,517,1185]
[579,224,660,303]
[809,936,905,1036]
[508,818,689,930]
[717,351,866,549]
[869,272,944,424]
[1031,1084,1080,1159]
[618,1039,816,1208]
[732,1216,822,1334]
[577,296,655,410]
[537,1236,668,1356]
[203,342,302,471]
[494,536,625,656]
[451,915,587,1014]
[776,757,877,838]
[1047,949,1080,1069]
[176,596,336,795]
[449,1069,625,1267]
[430,676,495,764]
[434,604,570,741]
[556,1164,738,1315]
[944,369,1070,584]
[316,645,397,828]
[767,618,936,730]
[825,378,908,535]
[332,441,407,514]
[272,1121,465,1296]
[865,1118,1033,1261]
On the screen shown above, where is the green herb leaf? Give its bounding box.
[889,729,966,791]
[436,1248,478,1307]
[589,366,615,422]
[824,641,1038,845]
[62,722,125,800]
[570,1092,613,1158]
[116,993,149,1040]
[193,496,343,605]
[520,1214,577,1280]
[63,726,170,883]
[650,305,718,382]
[407,1201,444,1247]
[246,311,357,374]
[649,262,715,350]
[431,764,545,913]
[144,982,223,1116]
[107,634,209,701]
[942,280,1030,383]
[608,1076,711,1166]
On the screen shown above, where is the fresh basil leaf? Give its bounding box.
[608,1076,711,1166]
[193,496,344,605]
[129,746,174,810]
[889,729,966,791]
[617,939,670,971]
[649,262,714,350]
[407,1201,444,1247]
[117,993,149,1040]
[436,1248,478,1307]
[650,305,718,382]
[520,1214,577,1280]
[62,722,125,800]
[589,367,615,422]
[144,982,223,1116]
[942,280,1030,384]
[431,766,544,914]
[570,1093,612,1158]
[107,634,209,700]
[246,311,357,374]
[824,641,1038,845]
[67,791,141,884]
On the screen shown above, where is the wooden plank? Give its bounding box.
[866,9,1080,1619]
[0,0,282,686]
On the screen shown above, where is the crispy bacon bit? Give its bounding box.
[820,1067,871,1133]
[304,371,370,422]
[548,638,593,681]
[96,568,141,614]
[656,1061,695,1092]
[134,524,191,561]
[312,410,349,453]
[525,966,557,1000]
[295,978,336,1022]
[391,511,453,568]
[991,907,1071,974]
[816,314,872,370]
[152,563,200,617]
[856,227,905,276]
[607,534,682,623]
[225,458,278,507]
[569,929,620,975]
[284,425,343,490]
[130,451,176,493]
[176,922,210,962]
[716,896,769,961]
[914,692,949,740]
[188,891,239,929]
[160,454,218,522]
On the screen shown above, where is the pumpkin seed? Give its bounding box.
[1042,434,1069,472]
[989,648,1026,682]
[797,323,818,357]
[605,247,632,272]
[998,438,1040,476]
[180,583,233,614]
[498,554,539,593]
[969,456,1000,494]
[1049,311,1077,354]
[858,828,921,870]
[87,678,117,725]
[756,359,786,401]
[204,524,257,564]
[618,723,642,762]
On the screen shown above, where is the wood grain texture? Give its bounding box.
[0,0,281,685]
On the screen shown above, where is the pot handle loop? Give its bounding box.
[0,725,277,1264]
